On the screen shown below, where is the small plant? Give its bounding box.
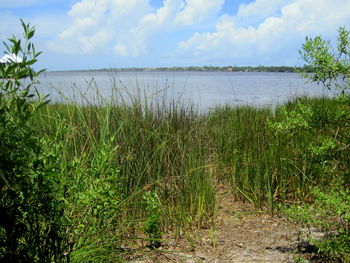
[68,136,122,249]
[269,101,313,135]
[282,185,350,262]
[142,191,162,248]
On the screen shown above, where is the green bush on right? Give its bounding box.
[281,26,350,263]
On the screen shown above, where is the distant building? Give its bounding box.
[226,67,233,72]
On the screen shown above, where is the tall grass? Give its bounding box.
[29,81,349,261]
[209,96,349,211]
[31,88,216,261]
[208,106,275,207]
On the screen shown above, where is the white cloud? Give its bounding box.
[32,14,71,39]
[44,0,350,65]
[114,0,183,56]
[175,0,225,25]
[49,0,153,54]
[115,0,224,56]
[49,0,225,56]
[236,0,293,24]
[178,0,350,65]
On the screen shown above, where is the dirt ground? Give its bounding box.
[128,185,324,263]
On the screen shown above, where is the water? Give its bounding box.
[35,70,335,110]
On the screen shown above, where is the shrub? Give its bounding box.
[300,26,350,93]
[0,20,69,262]
[281,27,350,262]
[283,185,350,262]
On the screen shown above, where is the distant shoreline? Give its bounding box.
[46,65,310,74]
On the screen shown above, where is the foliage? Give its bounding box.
[33,95,216,261]
[142,191,162,248]
[98,65,298,72]
[279,26,350,262]
[67,136,124,260]
[34,87,348,261]
[299,26,350,92]
[282,185,350,262]
[0,21,69,262]
[269,101,313,135]
[209,95,348,208]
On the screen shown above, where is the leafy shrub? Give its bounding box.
[281,27,350,262]
[142,191,162,248]
[0,20,69,262]
[283,186,350,262]
[300,26,350,92]
[66,136,123,255]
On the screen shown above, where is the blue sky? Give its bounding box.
[1,0,349,70]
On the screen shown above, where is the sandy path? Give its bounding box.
[129,186,317,263]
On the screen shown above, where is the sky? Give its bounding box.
[0,0,349,70]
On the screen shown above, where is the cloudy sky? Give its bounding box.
[1,0,349,70]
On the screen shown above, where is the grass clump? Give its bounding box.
[32,98,216,262]
[282,184,350,262]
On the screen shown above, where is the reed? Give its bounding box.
[30,84,349,261]
[208,96,349,210]
[32,88,216,260]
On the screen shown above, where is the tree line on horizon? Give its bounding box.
[92,65,313,73]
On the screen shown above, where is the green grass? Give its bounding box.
[31,93,216,261]
[29,90,350,262]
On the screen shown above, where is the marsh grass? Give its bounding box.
[31,86,216,261]
[30,81,349,261]
[209,96,349,210]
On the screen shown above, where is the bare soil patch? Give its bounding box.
[129,185,322,263]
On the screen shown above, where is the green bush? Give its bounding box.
[143,191,162,248]
[281,27,350,262]
[0,20,69,262]
[300,26,350,92]
[282,185,350,262]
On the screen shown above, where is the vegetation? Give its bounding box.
[281,26,350,262]
[84,65,299,73]
[1,21,349,263]
[0,20,69,262]
[300,26,350,91]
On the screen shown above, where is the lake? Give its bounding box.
[36,70,335,110]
